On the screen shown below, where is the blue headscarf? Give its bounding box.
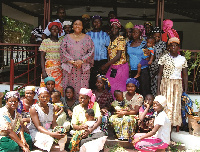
[44,77,55,84]
[126,78,140,88]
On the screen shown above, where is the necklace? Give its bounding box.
[73,33,82,38]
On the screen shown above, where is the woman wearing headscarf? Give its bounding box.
[109,78,143,141]
[149,27,166,96]
[157,37,188,132]
[87,15,110,90]
[144,21,153,38]
[125,22,134,43]
[0,91,32,152]
[40,22,63,94]
[127,25,150,97]
[101,19,129,96]
[69,88,107,152]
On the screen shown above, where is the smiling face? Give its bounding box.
[79,94,90,107]
[73,20,83,34]
[50,25,59,37]
[132,28,141,40]
[38,91,50,106]
[126,83,136,94]
[25,90,35,101]
[111,24,120,36]
[6,97,19,111]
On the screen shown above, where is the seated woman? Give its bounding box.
[92,75,114,135]
[0,91,32,152]
[69,88,107,152]
[109,78,143,141]
[29,87,67,152]
[18,86,37,127]
[138,94,155,133]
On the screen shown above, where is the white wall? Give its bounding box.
[2,3,38,27]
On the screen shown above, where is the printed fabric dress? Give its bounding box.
[105,36,129,96]
[0,106,32,151]
[109,92,143,141]
[149,41,166,96]
[60,34,94,99]
[39,38,63,95]
[158,54,188,126]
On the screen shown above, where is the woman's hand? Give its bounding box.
[116,110,125,117]
[132,137,140,145]
[100,65,108,74]
[75,60,83,69]
[144,48,150,56]
[144,101,150,109]
[79,124,88,130]
[42,71,48,79]
[50,132,65,139]
[82,129,91,138]
[101,108,108,115]
[22,146,30,152]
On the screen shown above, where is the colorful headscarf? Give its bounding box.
[79,88,96,109]
[48,22,63,36]
[25,86,36,92]
[5,91,20,100]
[168,37,180,45]
[125,22,134,29]
[126,78,140,88]
[152,26,161,33]
[162,19,179,42]
[44,77,55,84]
[144,21,153,27]
[154,95,167,108]
[92,15,102,21]
[134,25,145,37]
[63,21,72,26]
[96,74,111,91]
[110,19,121,28]
[37,87,49,96]
[82,14,90,19]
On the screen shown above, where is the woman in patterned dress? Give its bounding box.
[40,22,63,95]
[60,19,94,99]
[149,27,166,96]
[157,37,188,132]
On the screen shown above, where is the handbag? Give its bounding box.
[110,68,117,78]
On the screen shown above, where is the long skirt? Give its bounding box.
[0,132,32,152]
[109,115,137,142]
[106,63,129,97]
[40,60,63,95]
[134,133,168,152]
[56,111,71,131]
[63,66,90,100]
[160,78,182,126]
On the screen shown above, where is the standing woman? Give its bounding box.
[40,22,63,95]
[60,19,94,99]
[127,25,150,97]
[101,19,129,96]
[150,27,166,96]
[157,37,188,132]
[0,91,32,152]
[87,15,110,90]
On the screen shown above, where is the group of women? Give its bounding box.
[0,13,189,151]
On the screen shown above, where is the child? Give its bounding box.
[134,37,155,78]
[138,94,155,133]
[133,95,171,152]
[112,90,128,112]
[85,109,102,134]
[51,91,70,131]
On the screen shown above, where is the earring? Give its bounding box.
[140,36,142,39]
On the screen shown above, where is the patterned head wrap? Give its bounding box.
[110,19,121,28]
[152,26,161,33]
[162,19,179,40]
[154,95,167,108]
[48,22,63,36]
[168,37,180,45]
[144,21,153,27]
[126,78,140,88]
[5,91,20,100]
[92,15,102,21]
[25,86,35,92]
[79,88,96,109]
[37,87,49,96]
[82,14,90,19]
[96,74,111,91]
[134,25,145,37]
[125,22,134,29]
[63,21,72,26]
[44,77,55,84]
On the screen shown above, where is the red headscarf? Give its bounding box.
[48,22,63,36]
[110,19,121,28]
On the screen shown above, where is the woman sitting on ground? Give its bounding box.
[0,91,32,152]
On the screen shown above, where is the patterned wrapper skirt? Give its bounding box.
[160,78,182,126]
